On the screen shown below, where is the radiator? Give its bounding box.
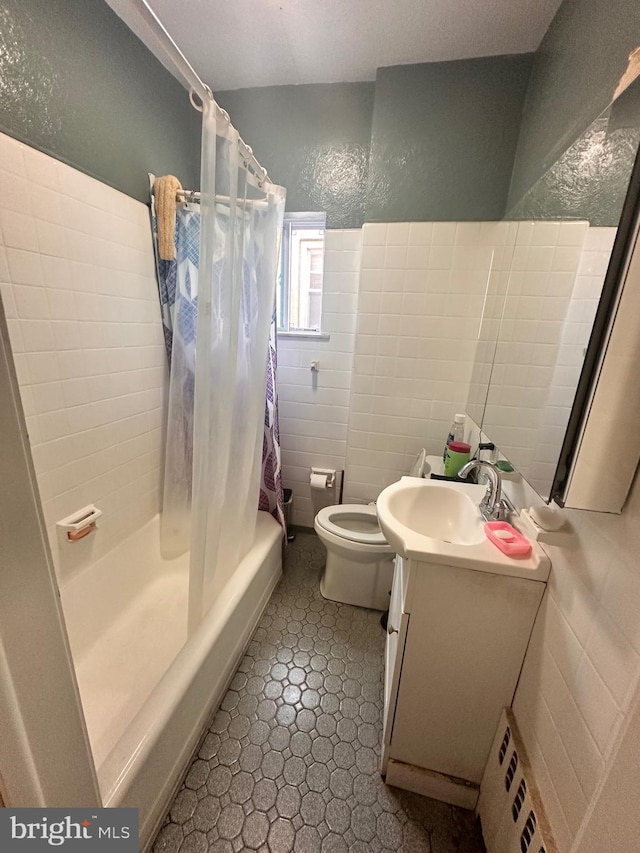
[477,708,558,853]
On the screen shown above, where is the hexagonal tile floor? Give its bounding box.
[152,531,485,853]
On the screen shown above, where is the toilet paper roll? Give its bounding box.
[310,472,329,489]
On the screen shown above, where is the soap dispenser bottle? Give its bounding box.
[443,413,466,462]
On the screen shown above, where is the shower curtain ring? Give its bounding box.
[189,87,204,112]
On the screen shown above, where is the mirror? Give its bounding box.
[465,73,640,500]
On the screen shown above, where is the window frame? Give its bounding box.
[278,211,328,338]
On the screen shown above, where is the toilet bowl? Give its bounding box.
[314,504,395,611]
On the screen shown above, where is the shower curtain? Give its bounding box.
[151,103,286,631]
[153,204,200,558]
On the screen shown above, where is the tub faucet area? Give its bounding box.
[458,460,510,522]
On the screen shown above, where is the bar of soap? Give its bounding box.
[494,529,515,540]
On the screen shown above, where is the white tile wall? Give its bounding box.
[466,222,520,424]
[344,221,515,503]
[481,220,589,480]
[528,227,616,495]
[0,133,166,583]
[278,230,360,527]
[513,477,640,851]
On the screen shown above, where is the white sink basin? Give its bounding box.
[376,477,551,581]
[381,479,485,546]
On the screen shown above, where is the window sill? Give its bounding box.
[278,331,331,342]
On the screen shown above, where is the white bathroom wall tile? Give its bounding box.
[26,351,62,386]
[428,244,455,269]
[384,244,407,269]
[385,222,410,245]
[22,147,60,190]
[0,136,26,177]
[538,646,604,800]
[361,245,385,269]
[29,183,65,226]
[405,245,430,270]
[362,223,387,246]
[516,709,573,853]
[0,169,31,214]
[585,607,640,708]
[530,221,560,246]
[12,283,49,320]
[277,229,361,527]
[340,230,363,252]
[513,476,640,853]
[6,248,44,286]
[0,245,10,283]
[553,245,585,272]
[344,221,499,504]
[0,208,39,251]
[408,222,433,245]
[570,655,620,753]
[431,222,456,244]
[0,132,166,584]
[556,221,590,246]
[1,281,17,318]
[600,562,640,656]
[532,694,589,837]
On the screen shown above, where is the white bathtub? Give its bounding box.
[61,510,282,848]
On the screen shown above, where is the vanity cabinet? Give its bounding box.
[382,555,545,809]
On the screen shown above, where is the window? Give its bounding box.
[277,212,327,334]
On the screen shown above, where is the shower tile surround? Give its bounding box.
[153,532,485,853]
[0,132,166,582]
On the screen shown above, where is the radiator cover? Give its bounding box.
[477,708,558,853]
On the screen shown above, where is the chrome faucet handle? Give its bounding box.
[458,459,504,521]
[491,498,511,522]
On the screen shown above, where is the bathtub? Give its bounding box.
[61,510,282,848]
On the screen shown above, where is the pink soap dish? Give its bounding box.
[484,521,532,557]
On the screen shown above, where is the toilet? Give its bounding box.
[311,451,427,610]
[313,504,395,611]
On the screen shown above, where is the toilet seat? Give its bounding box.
[315,504,388,546]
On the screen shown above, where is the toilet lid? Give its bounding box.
[315,504,388,546]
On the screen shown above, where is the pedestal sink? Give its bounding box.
[376,477,550,580]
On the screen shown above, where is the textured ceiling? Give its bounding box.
[107,0,563,92]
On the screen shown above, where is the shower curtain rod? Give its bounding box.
[126,0,271,184]
[176,189,268,207]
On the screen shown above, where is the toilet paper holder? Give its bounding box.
[310,467,336,488]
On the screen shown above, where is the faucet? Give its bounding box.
[457,460,510,522]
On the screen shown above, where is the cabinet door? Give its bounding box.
[382,557,409,773]
[390,563,544,784]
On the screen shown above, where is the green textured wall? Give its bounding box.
[508,0,640,211]
[215,84,375,229]
[365,56,533,222]
[0,0,201,202]
[507,78,640,225]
